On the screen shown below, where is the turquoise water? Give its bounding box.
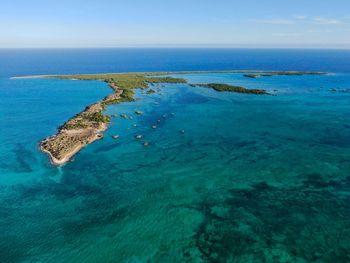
[2,48,350,262]
[1,70,350,262]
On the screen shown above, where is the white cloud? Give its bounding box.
[312,17,341,25]
[250,19,295,25]
[308,29,331,33]
[273,33,301,38]
[250,16,346,27]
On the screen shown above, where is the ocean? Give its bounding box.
[1,49,350,262]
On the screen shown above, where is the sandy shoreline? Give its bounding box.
[40,87,122,166]
[40,123,108,165]
[10,75,52,79]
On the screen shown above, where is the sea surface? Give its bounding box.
[1,49,350,262]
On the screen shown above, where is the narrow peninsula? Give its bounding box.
[35,71,323,165]
[40,73,188,165]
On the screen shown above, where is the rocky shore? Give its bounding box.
[40,88,123,165]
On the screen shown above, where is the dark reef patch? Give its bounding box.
[13,144,35,173]
[186,179,350,262]
[93,141,122,153]
[176,90,211,104]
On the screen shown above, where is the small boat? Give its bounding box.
[135,135,143,139]
[112,135,120,139]
[133,124,138,127]
[135,110,144,115]
[152,125,157,129]
[143,142,149,147]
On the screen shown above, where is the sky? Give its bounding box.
[1,0,350,48]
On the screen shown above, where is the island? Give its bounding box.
[191,83,268,94]
[243,71,326,78]
[40,73,189,165]
[29,71,322,165]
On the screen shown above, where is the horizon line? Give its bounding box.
[0,46,350,50]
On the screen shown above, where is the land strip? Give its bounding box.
[35,71,323,165]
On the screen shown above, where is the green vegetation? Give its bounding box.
[64,120,88,130]
[243,73,273,78]
[118,87,135,101]
[53,72,279,131]
[146,89,156,94]
[243,71,326,79]
[54,71,323,99]
[63,112,110,130]
[55,74,270,128]
[84,112,111,123]
[243,74,257,78]
[55,73,188,130]
[195,83,268,95]
[101,99,120,107]
[146,77,187,84]
[57,73,187,102]
[42,70,324,163]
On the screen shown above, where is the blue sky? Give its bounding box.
[1,0,350,48]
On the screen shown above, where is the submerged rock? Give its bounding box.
[146,89,156,94]
[330,88,350,93]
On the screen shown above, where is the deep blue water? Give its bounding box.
[1,48,350,78]
[1,49,350,262]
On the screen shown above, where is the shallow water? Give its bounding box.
[1,69,350,262]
